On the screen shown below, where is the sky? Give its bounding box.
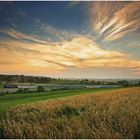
[0,1,140,79]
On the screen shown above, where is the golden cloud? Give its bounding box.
[0,35,140,75]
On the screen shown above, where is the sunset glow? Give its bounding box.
[0,1,140,78]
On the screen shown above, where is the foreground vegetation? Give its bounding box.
[0,88,115,115]
[0,87,139,139]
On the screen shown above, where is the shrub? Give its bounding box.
[37,86,45,92]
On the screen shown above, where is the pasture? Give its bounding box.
[0,88,116,115]
[0,87,140,138]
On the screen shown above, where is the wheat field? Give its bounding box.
[0,87,140,139]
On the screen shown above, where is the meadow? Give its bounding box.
[0,87,140,139]
[0,88,114,115]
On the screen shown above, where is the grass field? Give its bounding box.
[0,84,3,90]
[0,88,117,115]
[0,87,140,138]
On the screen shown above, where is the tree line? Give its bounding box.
[0,74,55,83]
[79,79,140,87]
[0,74,140,87]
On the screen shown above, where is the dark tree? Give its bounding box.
[118,80,129,87]
[37,86,45,92]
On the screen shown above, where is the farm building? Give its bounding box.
[4,84,37,89]
[4,85,18,88]
[18,85,37,89]
[86,85,121,88]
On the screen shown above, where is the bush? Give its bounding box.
[37,86,45,92]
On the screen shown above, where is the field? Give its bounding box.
[0,84,3,90]
[0,87,140,138]
[0,88,115,115]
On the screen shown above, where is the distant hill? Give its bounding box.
[0,74,54,84]
[0,74,80,84]
[0,74,140,86]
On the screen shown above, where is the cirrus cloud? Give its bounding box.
[89,1,140,42]
[0,34,140,75]
[0,28,48,44]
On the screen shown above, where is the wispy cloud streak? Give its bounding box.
[40,22,76,41]
[0,28,48,44]
[89,1,140,42]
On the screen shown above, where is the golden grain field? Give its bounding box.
[0,87,140,139]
